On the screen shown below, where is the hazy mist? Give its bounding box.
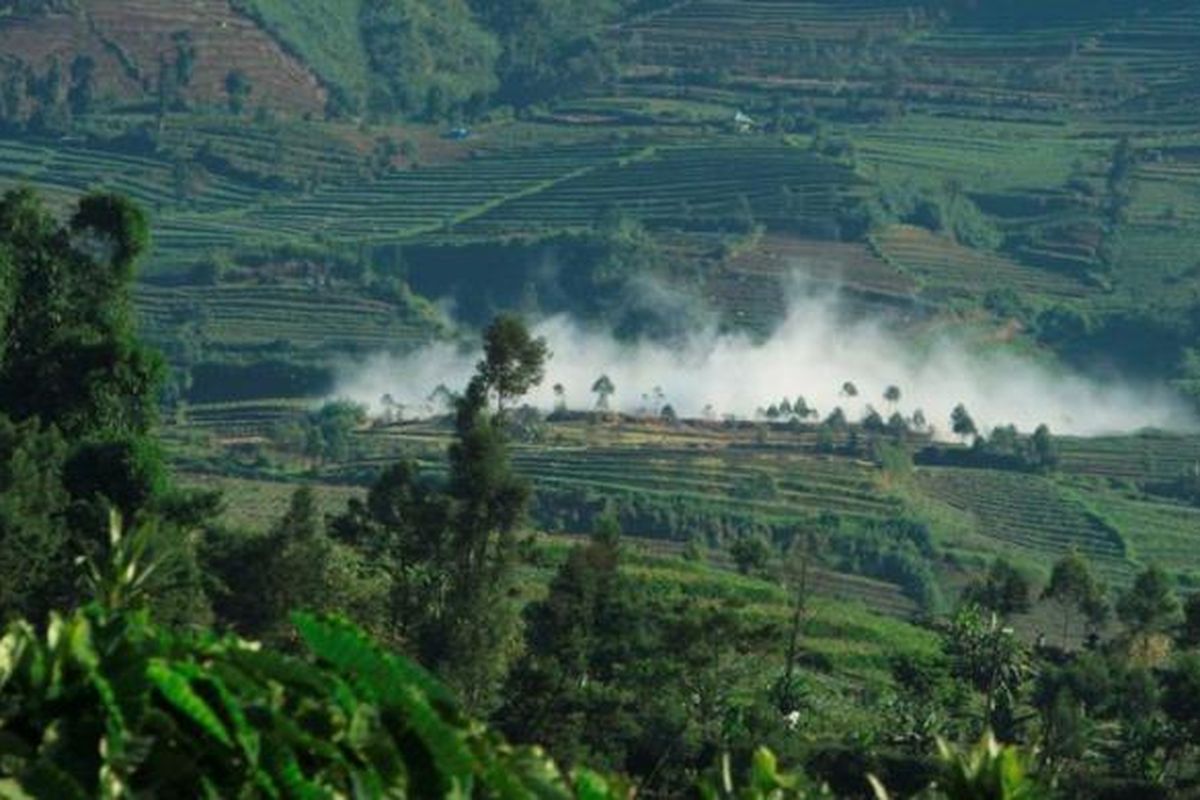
[331,284,1197,439]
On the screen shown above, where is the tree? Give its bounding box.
[963,559,1032,619]
[988,424,1020,457]
[224,70,251,115]
[1106,135,1136,224]
[730,536,771,575]
[1029,424,1058,472]
[592,373,615,411]
[172,30,197,89]
[824,407,848,430]
[0,188,161,440]
[779,531,820,709]
[944,605,1030,736]
[862,405,885,434]
[301,401,366,464]
[1180,592,1200,649]
[360,0,499,119]
[1161,652,1200,744]
[67,54,95,115]
[793,396,815,420]
[330,316,543,712]
[841,381,858,398]
[0,189,176,620]
[496,509,637,769]
[884,385,902,410]
[206,487,337,646]
[473,0,622,109]
[440,370,532,710]
[479,313,549,414]
[1117,564,1181,635]
[0,417,72,621]
[951,403,977,443]
[1042,551,1106,644]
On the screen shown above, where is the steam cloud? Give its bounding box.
[331,284,1197,439]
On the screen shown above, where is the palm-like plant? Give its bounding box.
[76,508,168,612]
[870,734,1043,800]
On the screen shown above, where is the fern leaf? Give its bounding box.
[0,623,35,691]
[292,613,453,706]
[231,648,332,696]
[171,661,261,764]
[17,758,89,800]
[146,659,233,748]
[0,777,35,800]
[262,738,330,800]
[393,683,475,783]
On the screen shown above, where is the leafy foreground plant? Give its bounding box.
[868,734,1043,800]
[0,517,1044,799]
[0,604,629,798]
[0,599,1048,799]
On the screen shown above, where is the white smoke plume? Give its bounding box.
[330,284,1197,439]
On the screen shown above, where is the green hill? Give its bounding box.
[2,0,1200,626]
[1,0,1196,410]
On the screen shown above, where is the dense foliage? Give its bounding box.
[2,0,1200,785]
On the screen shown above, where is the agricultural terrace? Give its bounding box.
[178,469,939,693]
[167,409,1200,627]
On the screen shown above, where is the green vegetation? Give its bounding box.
[1,0,1200,792]
[230,0,371,109]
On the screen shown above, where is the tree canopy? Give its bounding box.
[0,188,161,440]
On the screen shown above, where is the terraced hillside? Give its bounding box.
[620,0,1200,119]
[136,282,442,361]
[916,467,1128,579]
[0,1,1197,406]
[4,0,1200,623]
[0,0,326,114]
[166,407,1200,627]
[872,223,1093,301]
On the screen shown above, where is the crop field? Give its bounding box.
[0,132,869,277]
[174,410,1200,626]
[511,446,900,523]
[1056,433,1200,482]
[621,0,1200,119]
[0,0,326,114]
[379,419,1200,586]
[337,428,902,533]
[453,142,862,237]
[177,472,363,532]
[174,399,313,437]
[153,115,372,188]
[136,283,440,357]
[0,136,263,225]
[1069,485,1200,577]
[915,468,1128,579]
[707,233,920,325]
[871,224,1092,300]
[620,1,928,78]
[852,118,1100,190]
